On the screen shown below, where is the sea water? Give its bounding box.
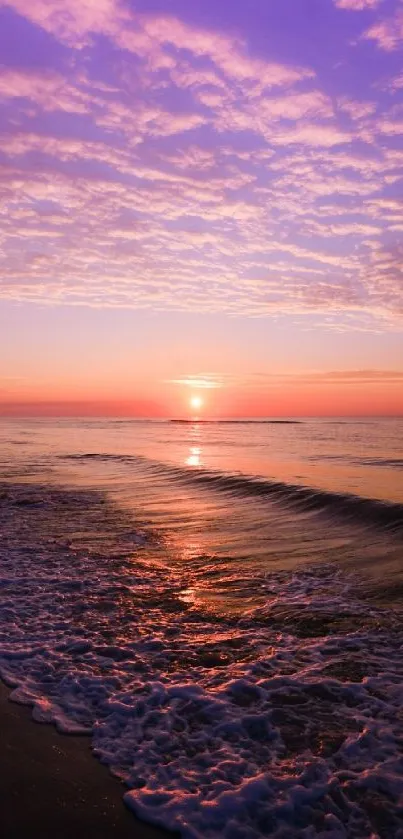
[0,417,402,838]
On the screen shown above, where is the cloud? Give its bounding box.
[0,66,90,113]
[168,375,224,389]
[0,0,401,329]
[0,0,126,47]
[363,243,403,316]
[337,97,377,119]
[169,369,403,390]
[363,4,403,49]
[0,0,312,93]
[387,72,403,90]
[335,0,381,9]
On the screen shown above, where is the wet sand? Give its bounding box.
[0,681,174,839]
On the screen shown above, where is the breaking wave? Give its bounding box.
[62,452,403,535]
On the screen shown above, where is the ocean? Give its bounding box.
[0,417,402,838]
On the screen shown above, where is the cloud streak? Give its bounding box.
[0,0,401,328]
[168,369,403,391]
[335,0,381,10]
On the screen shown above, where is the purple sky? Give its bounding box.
[0,0,402,414]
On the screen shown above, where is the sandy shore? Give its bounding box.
[0,681,175,839]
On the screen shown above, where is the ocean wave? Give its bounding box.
[169,419,303,424]
[1,483,403,839]
[191,471,403,533]
[306,453,403,470]
[61,453,403,534]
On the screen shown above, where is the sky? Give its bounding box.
[0,0,402,417]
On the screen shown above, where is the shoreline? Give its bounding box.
[0,681,175,839]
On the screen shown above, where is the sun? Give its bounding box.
[190,395,203,411]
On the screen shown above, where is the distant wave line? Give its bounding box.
[169,419,303,424]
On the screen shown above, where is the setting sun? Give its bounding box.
[190,395,203,411]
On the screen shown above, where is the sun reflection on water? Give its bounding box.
[186,446,202,467]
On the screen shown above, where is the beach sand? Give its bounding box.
[0,681,174,839]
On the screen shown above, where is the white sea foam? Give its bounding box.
[1,484,403,838]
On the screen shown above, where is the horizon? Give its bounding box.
[1,408,403,420]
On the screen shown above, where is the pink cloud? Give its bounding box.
[376,116,403,134]
[363,6,403,49]
[269,123,351,147]
[386,72,403,90]
[0,0,126,47]
[140,15,313,91]
[337,97,377,119]
[0,67,89,113]
[0,0,401,330]
[1,0,312,95]
[335,0,381,9]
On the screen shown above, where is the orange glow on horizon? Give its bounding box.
[1,372,403,417]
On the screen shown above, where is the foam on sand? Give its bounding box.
[1,483,403,838]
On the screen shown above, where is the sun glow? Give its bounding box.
[190,395,203,411]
